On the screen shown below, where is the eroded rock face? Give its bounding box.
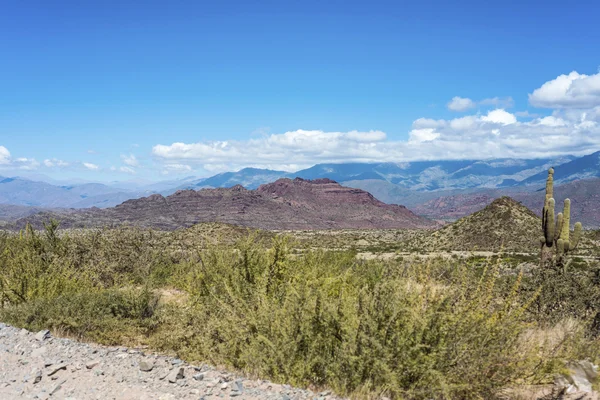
[14,178,438,231]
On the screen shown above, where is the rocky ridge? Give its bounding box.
[13,178,437,231]
[0,323,343,400]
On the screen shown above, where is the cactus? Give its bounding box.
[545,167,554,204]
[561,199,571,243]
[540,168,582,267]
[543,198,555,247]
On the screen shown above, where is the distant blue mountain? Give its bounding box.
[0,176,142,208]
[180,168,288,190]
[291,163,387,182]
[0,151,598,210]
[287,156,574,191]
[519,151,600,185]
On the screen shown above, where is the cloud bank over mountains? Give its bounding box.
[152,70,600,173]
[2,70,600,177]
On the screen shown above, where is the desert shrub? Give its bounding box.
[524,259,600,326]
[0,223,96,306]
[151,238,548,399]
[0,287,160,344]
[0,225,598,399]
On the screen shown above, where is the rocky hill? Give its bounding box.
[13,178,437,231]
[412,197,541,252]
[409,178,600,228]
[411,192,501,221]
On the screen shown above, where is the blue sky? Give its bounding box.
[1,0,600,182]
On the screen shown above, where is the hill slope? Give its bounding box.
[408,178,600,228]
[14,178,437,231]
[412,197,541,252]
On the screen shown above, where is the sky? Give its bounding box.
[1,0,600,182]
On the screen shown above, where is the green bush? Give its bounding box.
[0,225,598,399]
[0,287,160,344]
[524,259,600,326]
[151,241,548,399]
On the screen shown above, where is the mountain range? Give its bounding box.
[1,150,599,227]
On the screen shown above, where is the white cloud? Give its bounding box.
[529,71,600,109]
[449,115,478,131]
[409,129,440,143]
[164,164,192,172]
[412,118,446,129]
[121,154,139,166]
[447,97,476,112]
[6,69,600,177]
[0,147,39,170]
[480,109,517,125]
[83,162,99,170]
[152,96,600,170]
[535,116,567,127]
[120,166,136,174]
[43,158,69,168]
[479,97,515,108]
[447,96,514,112]
[13,158,39,170]
[515,110,540,118]
[0,146,10,165]
[161,164,193,175]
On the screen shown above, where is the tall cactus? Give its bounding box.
[540,168,583,267]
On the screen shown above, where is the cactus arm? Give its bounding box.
[557,239,565,257]
[545,168,554,204]
[544,199,555,247]
[570,222,582,250]
[561,199,571,242]
[555,213,564,242]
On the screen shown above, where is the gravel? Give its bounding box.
[0,324,343,400]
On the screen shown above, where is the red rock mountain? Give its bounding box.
[15,178,437,230]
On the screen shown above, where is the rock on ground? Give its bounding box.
[0,323,342,400]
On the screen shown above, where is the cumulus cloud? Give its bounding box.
[480,109,517,125]
[447,96,514,112]
[83,162,99,170]
[529,71,600,109]
[152,108,600,171]
[43,158,69,168]
[121,154,139,167]
[13,158,40,170]
[409,129,440,143]
[515,110,540,118]
[6,69,600,177]
[447,97,476,112]
[0,146,40,170]
[152,130,390,166]
[120,166,136,174]
[163,164,192,173]
[0,146,10,165]
[479,97,515,108]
